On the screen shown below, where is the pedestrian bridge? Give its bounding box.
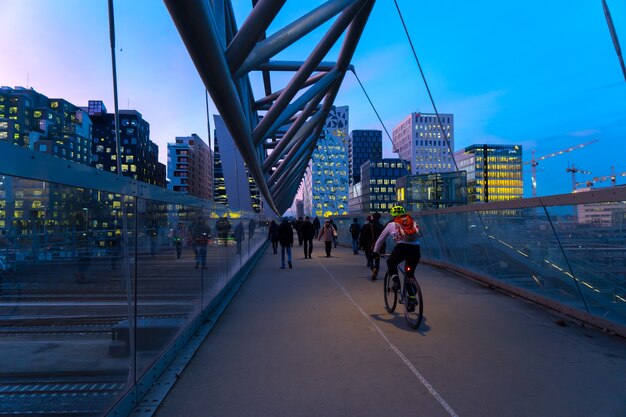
[1,142,625,416]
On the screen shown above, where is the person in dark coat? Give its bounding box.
[358,216,372,266]
[278,218,294,269]
[268,220,279,254]
[312,216,321,238]
[349,218,362,255]
[248,218,256,239]
[190,216,211,270]
[234,220,245,254]
[216,215,231,246]
[295,217,304,246]
[301,216,315,259]
[359,212,385,280]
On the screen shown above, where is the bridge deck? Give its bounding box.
[154,243,626,417]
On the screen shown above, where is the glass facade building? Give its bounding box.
[353,158,408,213]
[349,129,382,185]
[0,87,93,238]
[0,86,92,164]
[88,101,166,187]
[395,171,468,212]
[307,106,350,217]
[454,144,523,203]
[212,116,262,213]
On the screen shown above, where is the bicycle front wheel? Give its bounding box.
[383,271,397,313]
[403,279,423,329]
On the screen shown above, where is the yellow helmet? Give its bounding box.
[390,205,406,217]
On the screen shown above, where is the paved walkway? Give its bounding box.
[154,243,626,417]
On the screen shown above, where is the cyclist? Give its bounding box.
[372,205,421,309]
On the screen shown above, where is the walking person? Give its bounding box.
[360,212,384,280]
[312,216,320,238]
[295,217,304,247]
[359,216,372,266]
[278,218,293,269]
[234,220,244,254]
[172,222,185,259]
[191,216,211,270]
[329,219,338,248]
[248,218,256,239]
[318,219,335,257]
[268,220,279,254]
[349,218,362,255]
[301,216,315,258]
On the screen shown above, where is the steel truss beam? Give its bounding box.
[164,0,375,214]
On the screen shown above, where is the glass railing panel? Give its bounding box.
[0,144,270,416]
[134,199,203,377]
[0,176,132,416]
[476,207,587,309]
[546,203,626,326]
[422,211,498,274]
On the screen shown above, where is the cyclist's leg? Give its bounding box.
[402,245,421,304]
[404,245,421,279]
[386,245,403,290]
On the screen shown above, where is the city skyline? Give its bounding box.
[1,0,625,198]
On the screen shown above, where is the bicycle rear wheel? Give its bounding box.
[403,279,423,329]
[383,271,397,313]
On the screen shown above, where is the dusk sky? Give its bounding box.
[1,0,625,198]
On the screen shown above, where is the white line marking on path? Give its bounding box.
[317,261,460,417]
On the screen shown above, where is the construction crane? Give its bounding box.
[523,139,598,197]
[575,166,626,189]
[566,163,592,192]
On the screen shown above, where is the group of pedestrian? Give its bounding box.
[265,209,420,285]
[267,215,333,268]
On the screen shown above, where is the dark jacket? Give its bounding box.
[301,220,315,240]
[268,221,279,242]
[349,222,362,239]
[278,220,294,246]
[234,222,244,242]
[359,219,385,252]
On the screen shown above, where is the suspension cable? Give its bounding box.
[392,0,461,175]
[350,68,394,144]
[350,68,431,210]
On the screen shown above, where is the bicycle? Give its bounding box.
[379,254,423,329]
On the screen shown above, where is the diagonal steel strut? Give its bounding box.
[164,0,376,214]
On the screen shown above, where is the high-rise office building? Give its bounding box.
[212,115,261,213]
[0,87,93,236]
[87,101,166,187]
[0,86,92,163]
[167,134,213,200]
[392,112,454,175]
[305,106,350,217]
[349,158,408,213]
[349,129,382,185]
[454,144,523,203]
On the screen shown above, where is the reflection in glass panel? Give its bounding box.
[546,203,626,325]
[0,172,266,416]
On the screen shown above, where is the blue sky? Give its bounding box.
[1,0,625,197]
